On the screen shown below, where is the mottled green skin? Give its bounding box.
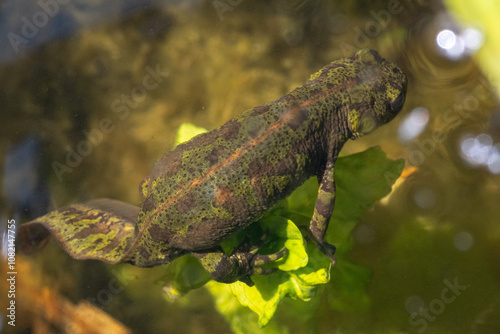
[20,49,406,285]
[20,199,139,263]
[128,49,407,278]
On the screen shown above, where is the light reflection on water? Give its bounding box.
[436,27,483,60]
[413,187,436,210]
[430,10,484,61]
[460,133,500,173]
[398,107,429,143]
[453,231,474,252]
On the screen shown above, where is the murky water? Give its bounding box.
[1,1,499,333]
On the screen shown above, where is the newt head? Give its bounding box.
[347,48,407,138]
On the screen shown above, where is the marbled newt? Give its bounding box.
[20,49,407,285]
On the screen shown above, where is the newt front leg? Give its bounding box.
[309,158,337,262]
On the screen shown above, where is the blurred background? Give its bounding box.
[1,0,499,333]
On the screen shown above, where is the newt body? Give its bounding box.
[21,49,407,284]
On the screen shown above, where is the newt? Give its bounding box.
[20,49,407,285]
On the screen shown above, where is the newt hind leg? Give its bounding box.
[193,241,287,285]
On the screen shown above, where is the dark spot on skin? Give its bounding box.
[277,93,295,104]
[283,104,308,130]
[138,246,151,260]
[148,223,175,243]
[376,83,387,96]
[176,193,197,214]
[371,50,383,63]
[252,104,270,116]
[219,119,241,140]
[142,196,155,212]
[308,87,323,97]
[223,193,250,220]
[68,211,117,241]
[248,159,271,180]
[179,217,243,249]
[247,159,274,199]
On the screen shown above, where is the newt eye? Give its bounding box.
[390,93,405,112]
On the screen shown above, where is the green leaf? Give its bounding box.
[258,216,308,272]
[206,281,288,334]
[206,216,323,327]
[174,123,208,146]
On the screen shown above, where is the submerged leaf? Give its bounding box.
[174,123,208,146]
[206,281,287,334]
